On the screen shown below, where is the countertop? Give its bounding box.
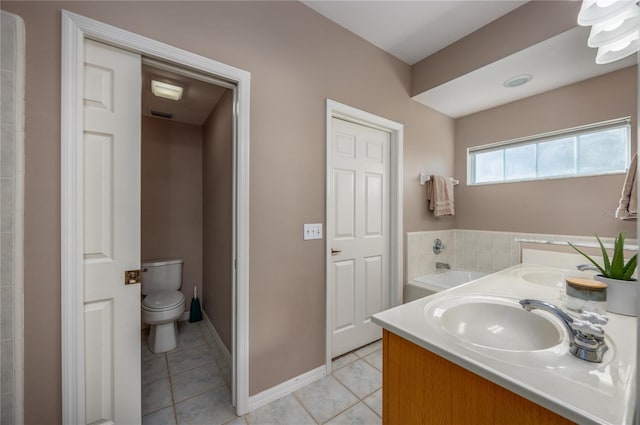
[372,263,636,425]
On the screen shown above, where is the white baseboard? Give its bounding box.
[201,310,232,367]
[247,365,326,412]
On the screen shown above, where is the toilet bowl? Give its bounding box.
[141,259,185,353]
[142,290,186,353]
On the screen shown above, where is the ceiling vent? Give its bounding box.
[150,110,174,119]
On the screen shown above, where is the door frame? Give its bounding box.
[60,11,252,421]
[324,99,403,371]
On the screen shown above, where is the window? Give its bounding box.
[468,118,631,185]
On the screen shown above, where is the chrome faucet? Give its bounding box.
[433,238,445,255]
[435,261,450,270]
[519,299,608,363]
[577,264,600,272]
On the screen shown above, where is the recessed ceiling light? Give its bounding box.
[503,74,533,88]
[151,80,183,101]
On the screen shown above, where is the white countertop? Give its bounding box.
[372,263,636,425]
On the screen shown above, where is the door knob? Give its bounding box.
[331,249,342,255]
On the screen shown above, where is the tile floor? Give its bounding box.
[142,321,383,425]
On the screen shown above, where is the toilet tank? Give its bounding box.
[141,259,183,295]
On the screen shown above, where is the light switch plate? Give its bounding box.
[303,223,323,240]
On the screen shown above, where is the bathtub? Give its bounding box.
[404,270,487,302]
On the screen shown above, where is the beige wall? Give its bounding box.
[141,116,203,304]
[403,100,456,233]
[202,89,234,352]
[454,66,637,238]
[1,2,455,420]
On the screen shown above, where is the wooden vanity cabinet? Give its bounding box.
[382,330,575,425]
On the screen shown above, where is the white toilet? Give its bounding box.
[141,258,186,353]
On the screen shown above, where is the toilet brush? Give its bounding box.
[189,286,203,323]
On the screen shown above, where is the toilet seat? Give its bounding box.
[142,290,185,312]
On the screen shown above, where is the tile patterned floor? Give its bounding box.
[142,321,382,425]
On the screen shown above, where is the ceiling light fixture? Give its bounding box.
[503,74,533,88]
[151,80,183,101]
[578,0,640,64]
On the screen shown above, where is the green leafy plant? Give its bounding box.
[569,232,637,281]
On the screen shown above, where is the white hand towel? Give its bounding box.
[615,153,637,221]
[426,175,455,217]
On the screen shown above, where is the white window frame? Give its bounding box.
[467,117,631,185]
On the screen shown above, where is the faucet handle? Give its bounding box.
[576,264,600,272]
[580,310,609,325]
[572,319,605,337]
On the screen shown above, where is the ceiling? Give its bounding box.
[303,1,638,118]
[142,64,227,126]
[303,0,527,65]
[413,26,637,118]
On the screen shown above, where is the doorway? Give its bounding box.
[324,100,404,370]
[61,11,252,423]
[140,59,236,420]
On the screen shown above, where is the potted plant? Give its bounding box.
[569,232,637,316]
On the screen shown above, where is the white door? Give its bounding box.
[83,39,142,424]
[329,117,390,357]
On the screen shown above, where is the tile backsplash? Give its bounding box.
[407,230,455,282]
[407,229,521,281]
[453,230,521,274]
[406,229,637,282]
[1,11,24,425]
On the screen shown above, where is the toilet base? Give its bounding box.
[148,321,179,353]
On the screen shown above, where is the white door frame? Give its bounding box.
[60,11,252,421]
[325,99,403,371]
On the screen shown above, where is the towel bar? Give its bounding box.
[419,173,459,186]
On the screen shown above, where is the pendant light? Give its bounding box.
[578,0,640,64]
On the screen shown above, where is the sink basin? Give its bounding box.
[433,297,564,351]
[520,271,565,287]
